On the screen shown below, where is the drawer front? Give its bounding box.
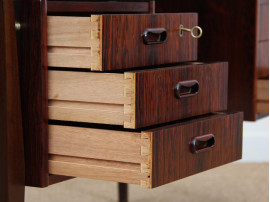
[150,112,243,188]
[133,62,228,128]
[47,13,198,71]
[48,62,228,129]
[48,112,243,188]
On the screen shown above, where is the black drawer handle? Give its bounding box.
[174,80,199,99]
[190,134,215,154]
[142,28,167,45]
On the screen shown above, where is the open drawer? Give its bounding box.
[48,62,228,129]
[48,112,243,188]
[47,13,199,71]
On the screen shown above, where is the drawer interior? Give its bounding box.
[257,79,269,114]
[48,71,135,128]
[48,112,243,189]
[49,125,151,187]
[47,16,103,71]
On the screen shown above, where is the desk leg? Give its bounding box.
[118,183,128,202]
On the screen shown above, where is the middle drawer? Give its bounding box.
[48,62,228,129]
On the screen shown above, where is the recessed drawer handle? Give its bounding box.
[174,80,199,99]
[190,134,215,154]
[142,28,168,45]
[179,25,203,39]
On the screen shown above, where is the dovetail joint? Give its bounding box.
[90,15,102,71]
[140,133,152,188]
[124,73,135,128]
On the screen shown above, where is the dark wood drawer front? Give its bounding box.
[48,13,198,71]
[47,1,152,14]
[103,13,198,71]
[48,112,243,188]
[150,112,243,188]
[134,62,228,128]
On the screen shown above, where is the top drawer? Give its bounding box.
[47,14,198,71]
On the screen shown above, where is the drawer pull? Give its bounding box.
[179,25,203,39]
[142,28,167,45]
[174,80,199,99]
[190,134,215,154]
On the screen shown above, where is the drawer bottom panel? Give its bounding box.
[48,112,243,188]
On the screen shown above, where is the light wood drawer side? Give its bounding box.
[47,16,102,71]
[48,71,136,128]
[48,125,151,187]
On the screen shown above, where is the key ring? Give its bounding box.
[179,25,203,39]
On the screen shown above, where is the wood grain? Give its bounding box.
[47,1,150,13]
[48,71,134,126]
[257,101,269,113]
[47,16,102,70]
[48,125,148,164]
[257,41,269,78]
[48,71,128,104]
[257,79,269,114]
[47,14,198,71]
[148,112,243,188]
[14,0,49,187]
[149,0,155,13]
[0,0,25,200]
[48,125,151,186]
[102,13,198,71]
[49,101,125,125]
[49,63,227,129]
[258,3,269,41]
[156,0,268,120]
[48,155,149,185]
[48,112,243,188]
[134,62,228,128]
[257,79,269,101]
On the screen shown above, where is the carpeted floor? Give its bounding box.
[25,163,268,202]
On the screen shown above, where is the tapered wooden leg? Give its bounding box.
[0,0,25,201]
[118,183,128,202]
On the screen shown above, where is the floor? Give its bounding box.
[25,163,268,202]
[241,117,269,162]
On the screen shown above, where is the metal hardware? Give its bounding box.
[15,22,21,31]
[179,25,203,39]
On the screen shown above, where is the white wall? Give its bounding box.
[240,116,269,162]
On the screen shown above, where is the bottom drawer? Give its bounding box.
[48,112,243,189]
